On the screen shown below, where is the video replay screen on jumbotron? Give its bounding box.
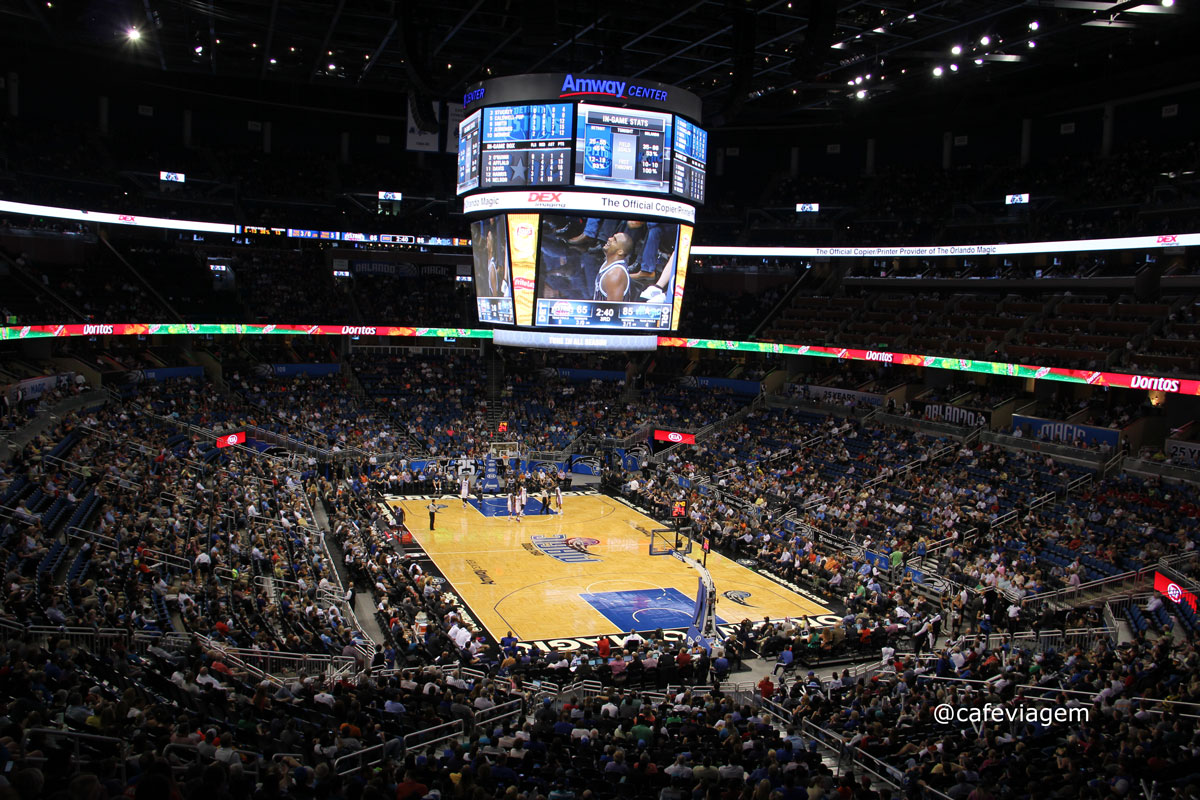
[533,214,692,332]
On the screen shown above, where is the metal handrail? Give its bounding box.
[333,736,403,777]
[402,718,464,753]
[473,697,523,733]
[23,727,130,783]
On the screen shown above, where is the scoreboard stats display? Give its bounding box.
[671,117,707,205]
[574,104,672,195]
[469,216,515,325]
[480,104,572,189]
[456,110,482,194]
[533,214,693,332]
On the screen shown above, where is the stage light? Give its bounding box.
[855,76,863,84]
[1029,20,1039,30]
[1028,40,1037,48]
[269,58,277,64]
[127,27,141,40]
[980,35,991,45]
[974,58,984,65]
[951,45,962,55]
[194,45,203,55]
[1162,0,1174,7]
[855,89,867,99]
[950,63,959,71]
[328,62,336,70]
[933,66,944,76]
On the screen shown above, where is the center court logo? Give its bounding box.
[722,590,754,607]
[531,535,601,563]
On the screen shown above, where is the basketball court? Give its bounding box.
[385,492,832,645]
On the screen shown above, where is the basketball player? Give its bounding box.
[486,229,509,298]
[594,232,634,302]
[507,490,517,522]
[554,482,563,514]
[540,484,551,514]
[460,474,470,508]
[517,484,527,523]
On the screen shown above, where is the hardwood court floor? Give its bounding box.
[389,493,831,643]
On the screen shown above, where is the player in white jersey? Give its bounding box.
[554,483,563,513]
[516,485,527,522]
[507,490,517,521]
[460,475,470,508]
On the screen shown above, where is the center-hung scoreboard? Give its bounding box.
[456,73,707,347]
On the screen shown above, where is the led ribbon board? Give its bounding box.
[3,325,1198,396]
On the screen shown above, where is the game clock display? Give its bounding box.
[480,104,572,189]
[574,104,672,194]
[535,299,670,330]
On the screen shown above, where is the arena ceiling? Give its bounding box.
[1,0,1196,127]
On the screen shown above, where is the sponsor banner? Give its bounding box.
[691,232,1200,259]
[655,339,1200,397]
[507,214,539,327]
[0,199,237,234]
[352,262,454,278]
[0,324,491,340]
[671,224,693,331]
[464,190,696,224]
[802,385,884,407]
[270,363,341,378]
[481,454,501,492]
[654,429,696,445]
[406,98,440,152]
[4,372,74,403]
[461,73,701,119]
[1011,415,1121,449]
[918,401,989,428]
[514,615,847,651]
[1155,571,1198,613]
[444,102,465,154]
[1,322,1197,399]
[216,431,246,448]
[613,448,642,472]
[492,329,658,351]
[1166,438,1200,467]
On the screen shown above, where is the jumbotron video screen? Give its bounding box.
[469,216,515,325]
[534,214,692,331]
